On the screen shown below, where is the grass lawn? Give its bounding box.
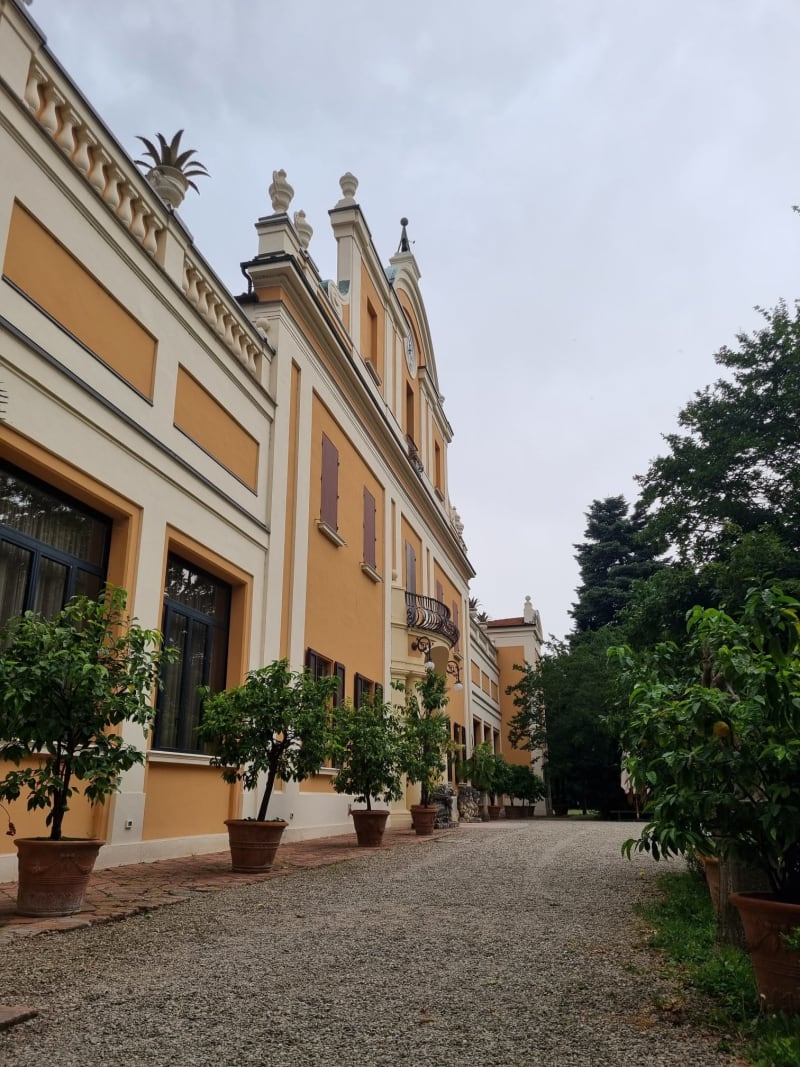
[639,865,800,1066]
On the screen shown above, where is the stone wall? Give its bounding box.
[431,784,458,829]
[457,785,484,823]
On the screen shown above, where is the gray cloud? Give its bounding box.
[33,0,800,638]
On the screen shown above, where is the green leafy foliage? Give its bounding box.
[526,633,625,815]
[639,299,800,567]
[640,870,800,1064]
[507,762,545,806]
[612,586,800,900]
[490,753,513,804]
[197,660,339,822]
[328,696,405,811]
[571,495,663,633]
[505,661,547,754]
[0,587,172,840]
[459,740,496,794]
[399,671,450,807]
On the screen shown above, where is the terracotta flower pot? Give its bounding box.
[410,804,437,836]
[224,819,287,872]
[351,809,389,847]
[729,892,800,1014]
[15,837,104,917]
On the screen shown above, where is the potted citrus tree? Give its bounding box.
[197,659,339,871]
[0,587,171,916]
[400,670,451,836]
[517,763,545,816]
[612,586,800,1013]
[463,740,496,820]
[329,695,405,847]
[135,129,209,208]
[489,753,512,818]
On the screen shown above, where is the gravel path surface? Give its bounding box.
[0,821,744,1067]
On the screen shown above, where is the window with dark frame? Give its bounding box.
[0,461,110,626]
[305,647,345,706]
[154,555,231,754]
[306,648,345,769]
[354,672,383,708]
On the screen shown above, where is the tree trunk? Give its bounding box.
[716,856,771,948]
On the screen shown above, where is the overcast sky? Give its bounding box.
[30,0,800,640]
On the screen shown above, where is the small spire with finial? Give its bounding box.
[397,217,411,253]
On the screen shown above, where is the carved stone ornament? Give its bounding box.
[268,169,294,213]
[146,165,188,209]
[338,172,358,202]
[293,209,313,249]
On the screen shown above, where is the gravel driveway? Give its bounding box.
[0,820,743,1066]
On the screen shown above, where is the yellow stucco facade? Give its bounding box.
[0,0,545,879]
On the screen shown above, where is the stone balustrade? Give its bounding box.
[24,59,165,262]
[182,260,262,375]
[21,54,264,381]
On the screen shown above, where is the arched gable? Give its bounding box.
[390,260,442,398]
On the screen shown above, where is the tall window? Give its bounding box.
[405,384,415,441]
[354,673,383,708]
[154,555,230,753]
[306,648,345,706]
[367,300,378,365]
[362,487,376,570]
[320,434,339,532]
[307,648,345,769]
[0,462,110,626]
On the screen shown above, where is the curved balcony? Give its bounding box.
[405,592,459,647]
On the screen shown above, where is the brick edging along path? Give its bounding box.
[0,824,438,942]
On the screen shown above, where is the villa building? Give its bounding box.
[0,0,544,882]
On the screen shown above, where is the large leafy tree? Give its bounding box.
[571,496,662,633]
[639,299,800,567]
[515,632,624,815]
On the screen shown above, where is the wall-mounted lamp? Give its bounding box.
[411,635,435,671]
[446,659,464,692]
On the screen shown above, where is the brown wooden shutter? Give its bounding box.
[452,599,460,651]
[321,434,339,530]
[363,488,376,569]
[334,662,346,707]
[354,673,368,708]
[405,541,416,594]
[305,648,319,678]
[436,581,444,605]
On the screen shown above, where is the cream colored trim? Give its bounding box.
[360,562,382,584]
[148,750,214,767]
[317,519,346,547]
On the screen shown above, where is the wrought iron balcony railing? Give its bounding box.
[405,592,459,647]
